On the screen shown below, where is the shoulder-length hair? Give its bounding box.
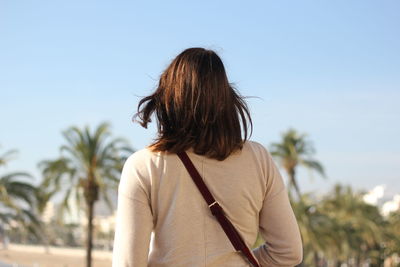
[134,47,252,161]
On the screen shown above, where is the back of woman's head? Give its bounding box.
[134,47,252,160]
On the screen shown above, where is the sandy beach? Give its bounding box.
[0,244,112,267]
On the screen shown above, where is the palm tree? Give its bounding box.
[291,194,340,266]
[0,146,39,246]
[320,184,384,266]
[270,128,325,198]
[34,182,59,252]
[383,210,400,264]
[38,122,134,267]
[0,146,18,167]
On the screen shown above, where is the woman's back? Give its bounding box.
[113,140,302,266]
[112,47,302,266]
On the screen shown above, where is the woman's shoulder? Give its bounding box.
[120,148,165,192]
[124,146,163,166]
[124,141,271,165]
[243,140,271,157]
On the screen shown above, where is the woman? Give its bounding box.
[112,47,303,267]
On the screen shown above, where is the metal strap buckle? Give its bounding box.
[208,201,218,208]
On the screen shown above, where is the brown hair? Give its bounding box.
[134,47,252,160]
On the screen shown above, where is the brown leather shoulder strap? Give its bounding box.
[177,151,260,267]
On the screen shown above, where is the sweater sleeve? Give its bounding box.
[252,147,303,267]
[112,154,153,267]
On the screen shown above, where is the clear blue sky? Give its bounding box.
[1,0,399,197]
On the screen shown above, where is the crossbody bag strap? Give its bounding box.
[177,151,260,267]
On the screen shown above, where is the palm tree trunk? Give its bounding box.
[314,251,319,267]
[84,169,99,267]
[356,253,361,267]
[41,225,50,254]
[289,168,301,199]
[86,200,94,267]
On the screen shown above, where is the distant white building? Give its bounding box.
[382,194,400,216]
[95,212,116,234]
[362,184,400,216]
[363,184,385,205]
[41,201,55,223]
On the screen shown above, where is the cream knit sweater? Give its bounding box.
[112,141,303,267]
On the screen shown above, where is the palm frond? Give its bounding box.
[300,159,326,177]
